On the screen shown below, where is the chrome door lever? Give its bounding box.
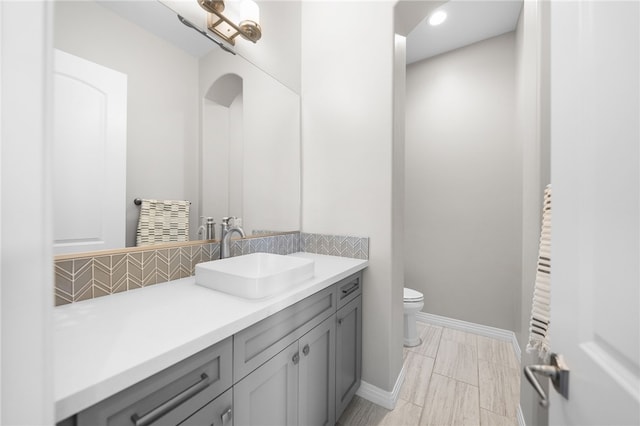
[524,353,570,408]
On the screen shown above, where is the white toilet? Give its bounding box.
[403,287,425,347]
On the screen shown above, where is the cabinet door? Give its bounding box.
[335,295,362,419]
[234,285,336,382]
[299,316,336,426]
[234,341,299,426]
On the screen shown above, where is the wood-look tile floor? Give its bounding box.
[337,323,520,426]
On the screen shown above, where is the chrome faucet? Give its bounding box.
[220,217,246,259]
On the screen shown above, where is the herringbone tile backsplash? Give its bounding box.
[300,233,369,259]
[54,243,220,306]
[54,232,368,306]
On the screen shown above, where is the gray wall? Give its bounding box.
[405,33,522,331]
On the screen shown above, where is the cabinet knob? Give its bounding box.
[220,407,233,425]
[302,344,310,356]
[292,352,300,365]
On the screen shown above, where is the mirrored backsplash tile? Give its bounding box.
[54,232,368,306]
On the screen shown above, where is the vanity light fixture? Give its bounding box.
[198,0,262,45]
[428,10,447,26]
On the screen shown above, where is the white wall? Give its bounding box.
[229,95,244,221]
[235,0,301,94]
[54,1,200,246]
[405,33,522,331]
[516,0,551,424]
[301,1,403,393]
[392,32,408,374]
[202,100,231,228]
[1,1,54,423]
[200,49,300,235]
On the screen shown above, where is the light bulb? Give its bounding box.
[428,10,447,26]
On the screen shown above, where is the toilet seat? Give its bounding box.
[404,287,424,302]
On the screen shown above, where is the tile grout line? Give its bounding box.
[417,325,443,425]
[91,257,95,300]
[476,330,481,426]
[433,325,443,361]
[478,336,521,423]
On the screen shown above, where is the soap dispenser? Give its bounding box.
[198,216,216,240]
[205,217,216,240]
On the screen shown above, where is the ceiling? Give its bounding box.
[98,0,523,65]
[97,0,217,57]
[406,0,524,64]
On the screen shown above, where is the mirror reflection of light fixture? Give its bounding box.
[198,0,262,45]
[428,10,447,26]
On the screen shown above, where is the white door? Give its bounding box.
[549,1,640,424]
[53,49,127,254]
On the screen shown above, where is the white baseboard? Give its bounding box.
[416,312,522,361]
[356,363,406,410]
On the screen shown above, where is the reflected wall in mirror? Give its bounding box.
[52,0,301,255]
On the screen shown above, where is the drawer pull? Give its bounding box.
[341,282,359,297]
[302,344,310,356]
[131,373,210,426]
[221,407,233,425]
[292,352,300,365]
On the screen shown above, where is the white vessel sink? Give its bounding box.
[195,253,315,299]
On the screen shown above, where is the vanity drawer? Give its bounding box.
[336,272,362,310]
[77,337,232,426]
[233,285,337,381]
[179,388,232,426]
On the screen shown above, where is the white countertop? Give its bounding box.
[54,252,367,422]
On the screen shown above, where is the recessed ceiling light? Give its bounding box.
[428,10,447,26]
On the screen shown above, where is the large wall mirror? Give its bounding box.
[52,0,301,255]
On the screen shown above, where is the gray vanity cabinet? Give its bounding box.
[234,316,336,426]
[335,272,363,420]
[232,272,364,426]
[298,316,336,426]
[232,285,336,382]
[76,337,232,426]
[62,270,364,426]
[233,340,299,425]
[335,295,362,419]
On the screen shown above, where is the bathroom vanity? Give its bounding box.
[54,253,366,426]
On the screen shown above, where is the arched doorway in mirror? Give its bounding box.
[202,73,244,230]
